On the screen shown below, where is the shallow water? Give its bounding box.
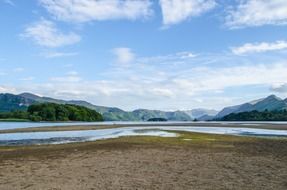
[0,121,126,130]
[1,121,287,131]
[0,126,286,146]
[0,121,189,130]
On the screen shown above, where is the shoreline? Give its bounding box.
[1,122,287,134]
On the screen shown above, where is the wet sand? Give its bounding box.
[0,132,286,190]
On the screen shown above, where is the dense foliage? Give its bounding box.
[0,103,103,122]
[147,118,168,121]
[0,110,29,120]
[221,110,287,121]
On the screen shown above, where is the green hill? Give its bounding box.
[0,93,35,112]
[216,95,287,118]
[221,110,287,121]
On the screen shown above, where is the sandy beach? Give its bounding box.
[0,130,286,190]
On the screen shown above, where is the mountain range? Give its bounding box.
[215,95,287,119]
[1,93,286,121]
[183,109,218,120]
[0,93,212,121]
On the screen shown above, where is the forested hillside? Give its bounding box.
[0,103,103,122]
[221,110,287,121]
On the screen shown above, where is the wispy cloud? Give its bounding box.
[138,51,197,65]
[112,47,135,65]
[21,19,81,48]
[39,0,153,23]
[271,83,287,93]
[66,71,78,76]
[0,86,16,93]
[159,0,216,26]
[1,0,14,6]
[41,51,78,58]
[231,40,287,55]
[20,77,35,81]
[9,53,287,110]
[50,71,82,83]
[226,0,287,28]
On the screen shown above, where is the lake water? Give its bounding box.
[1,121,287,131]
[0,121,196,130]
[0,126,287,146]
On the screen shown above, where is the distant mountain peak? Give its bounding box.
[216,94,287,118]
[265,94,281,100]
[184,108,218,119]
[249,98,263,105]
[19,92,41,100]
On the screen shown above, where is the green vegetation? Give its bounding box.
[147,118,168,121]
[221,110,287,121]
[0,103,103,122]
[0,110,29,121]
[0,93,34,112]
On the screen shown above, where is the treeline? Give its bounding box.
[221,110,287,121]
[0,103,103,122]
[147,118,167,122]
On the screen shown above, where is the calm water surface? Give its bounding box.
[1,121,287,131]
[0,126,286,146]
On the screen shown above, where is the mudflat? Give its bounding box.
[0,132,286,190]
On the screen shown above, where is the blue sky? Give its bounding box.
[1,0,287,111]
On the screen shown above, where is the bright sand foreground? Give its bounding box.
[0,125,287,190]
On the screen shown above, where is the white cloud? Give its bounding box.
[50,76,82,83]
[20,77,35,81]
[231,40,287,55]
[17,61,287,110]
[66,71,79,76]
[175,51,197,59]
[4,49,287,110]
[22,19,81,48]
[226,0,287,28]
[50,71,82,83]
[113,47,135,65]
[138,51,197,65]
[150,88,174,98]
[271,83,287,93]
[39,0,153,23]
[182,63,287,92]
[0,86,16,93]
[50,71,83,84]
[159,0,216,26]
